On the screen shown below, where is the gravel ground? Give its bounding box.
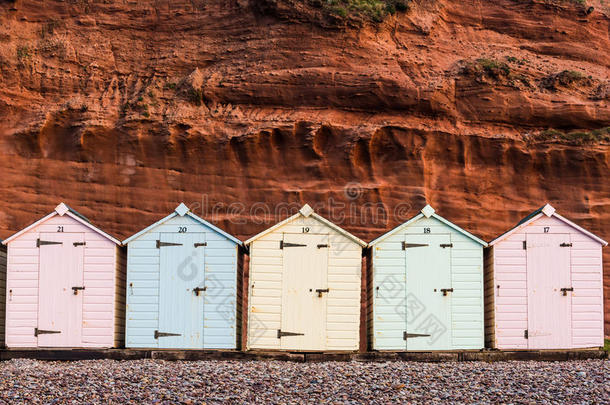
[0,359,607,404]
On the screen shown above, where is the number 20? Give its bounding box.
[178,227,187,233]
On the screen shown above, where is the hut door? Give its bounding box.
[158,233,206,348]
[526,233,572,349]
[37,232,85,347]
[404,234,452,350]
[280,233,329,351]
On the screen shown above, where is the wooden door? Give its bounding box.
[280,233,329,351]
[37,232,85,347]
[404,234,452,351]
[158,233,206,348]
[526,233,572,349]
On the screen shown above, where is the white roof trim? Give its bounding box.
[245,205,367,247]
[489,210,607,247]
[122,204,241,245]
[369,207,487,247]
[2,205,121,246]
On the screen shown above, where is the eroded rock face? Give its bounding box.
[0,0,609,333]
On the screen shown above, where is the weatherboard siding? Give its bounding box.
[125,214,238,349]
[5,214,120,348]
[247,215,362,351]
[372,216,485,351]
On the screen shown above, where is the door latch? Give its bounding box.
[154,330,182,339]
[317,244,329,248]
[37,239,62,247]
[280,241,306,249]
[315,288,329,297]
[402,242,428,250]
[71,286,85,295]
[73,242,86,247]
[193,286,207,296]
[440,288,454,296]
[403,331,431,340]
[194,242,207,248]
[560,243,572,247]
[560,287,574,296]
[156,240,183,248]
[277,329,305,338]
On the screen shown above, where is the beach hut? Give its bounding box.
[0,243,6,347]
[245,204,366,352]
[485,204,607,350]
[123,203,242,349]
[368,205,487,351]
[2,203,123,348]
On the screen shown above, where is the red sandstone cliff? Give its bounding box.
[0,0,609,334]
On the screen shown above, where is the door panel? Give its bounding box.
[37,232,85,347]
[158,233,206,348]
[404,234,452,351]
[280,233,328,351]
[526,233,571,349]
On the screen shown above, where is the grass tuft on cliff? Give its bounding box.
[316,0,411,22]
[536,127,610,144]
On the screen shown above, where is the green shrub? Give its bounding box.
[16,45,31,61]
[537,127,610,144]
[476,58,511,77]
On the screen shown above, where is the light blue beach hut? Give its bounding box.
[367,205,487,351]
[123,203,242,349]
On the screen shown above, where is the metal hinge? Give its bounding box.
[403,331,431,340]
[440,288,454,296]
[440,243,453,248]
[317,244,329,248]
[73,242,86,247]
[524,329,528,339]
[277,329,305,338]
[37,239,62,247]
[280,241,306,249]
[315,288,329,297]
[194,242,207,248]
[154,330,182,339]
[402,242,428,250]
[193,286,207,296]
[35,328,61,337]
[560,243,572,247]
[560,287,574,296]
[156,240,183,248]
[522,241,527,250]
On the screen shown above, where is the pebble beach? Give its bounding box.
[0,359,607,404]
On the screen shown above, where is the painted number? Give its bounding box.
[178,227,187,233]
[423,228,431,234]
[302,227,310,233]
[57,226,64,233]
[543,227,550,233]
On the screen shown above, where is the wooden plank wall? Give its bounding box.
[483,246,496,348]
[114,246,126,348]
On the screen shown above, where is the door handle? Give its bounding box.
[72,286,85,295]
[315,288,329,297]
[193,286,207,296]
[440,288,453,296]
[560,287,574,296]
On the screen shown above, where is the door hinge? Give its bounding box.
[560,243,572,247]
[280,241,306,249]
[316,244,329,248]
[71,286,85,295]
[35,328,61,337]
[154,330,182,339]
[156,240,183,248]
[277,329,305,338]
[440,288,454,296]
[194,242,207,248]
[524,329,528,339]
[440,243,453,248]
[522,240,527,250]
[37,239,62,247]
[403,331,431,340]
[315,288,329,297]
[73,242,86,247]
[402,242,428,250]
[560,287,574,296]
[193,286,207,296]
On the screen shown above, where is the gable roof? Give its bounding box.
[2,203,121,246]
[244,204,367,247]
[369,204,488,247]
[489,203,608,246]
[122,203,242,245]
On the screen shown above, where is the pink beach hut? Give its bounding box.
[2,203,124,348]
[485,204,607,350]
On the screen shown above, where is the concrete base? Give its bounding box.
[0,349,606,362]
